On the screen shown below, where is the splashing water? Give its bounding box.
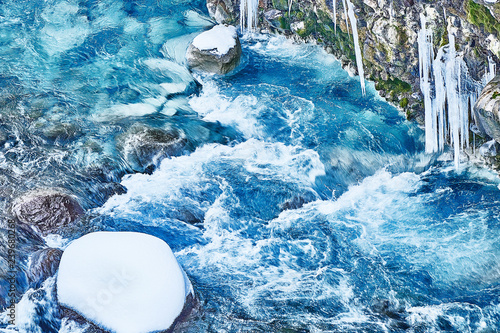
[1,1,500,332]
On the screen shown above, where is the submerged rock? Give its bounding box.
[474,74,500,142]
[12,189,84,236]
[186,25,241,75]
[57,232,194,333]
[28,248,63,289]
[116,124,188,173]
[42,123,83,143]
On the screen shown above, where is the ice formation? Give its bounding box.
[240,0,259,31]
[346,0,366,95]
[57,232,191,333]
[332,0,337,33]
[418,15,493,169]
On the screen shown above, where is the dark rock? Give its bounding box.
[12,190,84,235]
[42,123,83,142]
[61,294,199,333]
[474,74,500,142]
[281,192,317,211]
[186,25,242,75]
[116,124,188,173]
[28,248,63,289]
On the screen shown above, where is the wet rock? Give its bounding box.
[474,74,500,142]
[116,124,188,173]
[28,248,63,289]
[42,123,83,142]
[207,0,235,24]
[0,128,7,146]
[186,25,241,75]
[12,189,84,235]
[480,139,500,157]
[281,192,317,211]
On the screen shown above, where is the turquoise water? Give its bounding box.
[1,0,500,332]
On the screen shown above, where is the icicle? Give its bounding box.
[418,14,489,170]
[346,0,365,95]
[389,2,394,23]
[333,0,337,33]
[445,31,461,169]
[418,14,437,153]
[489,56,497,79]
[443,8,447,22]
[240,0,259,32]
[485,56,496,83]
[341,0,350,37]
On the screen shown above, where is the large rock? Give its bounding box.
[57,232,194,333]
[207,0,235,24]
[12,189,84,235]
[186,25,242,75]
[473,74,500,141]
[28,248,63,289]
[116,124,188,173]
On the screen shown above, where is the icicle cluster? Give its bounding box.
[332,0,365,95]
[240,0,259,32]
[418,14,495,169]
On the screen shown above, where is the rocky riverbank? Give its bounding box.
[207,0,500,124]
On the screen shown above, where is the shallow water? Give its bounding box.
[1,0,500,332]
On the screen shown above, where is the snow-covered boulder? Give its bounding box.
[186,25,241,75]
[56,232,193,333]
[12,189,84,235]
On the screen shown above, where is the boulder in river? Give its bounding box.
[12,189,84,236]
[186,25,241,75]
[116,124,188,173]
[28,248,63,289]
[473,74,500,141]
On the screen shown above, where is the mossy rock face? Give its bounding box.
[272,0,289,11]
[465,0,500,36]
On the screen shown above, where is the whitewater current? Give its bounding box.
[1,0,500,332]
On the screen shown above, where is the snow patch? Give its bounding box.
[192,25,237,55]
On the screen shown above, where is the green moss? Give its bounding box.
[375,77,412,94]
[399,97,409,108]
[465,0,500,36]
[493,91,500,99]
[395,25,408,46]
[314,10,356,62]
[272,0,289,11]
[440,23,449,47]
[278,16,290,30]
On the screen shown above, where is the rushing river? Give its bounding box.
[1,0,500,332]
